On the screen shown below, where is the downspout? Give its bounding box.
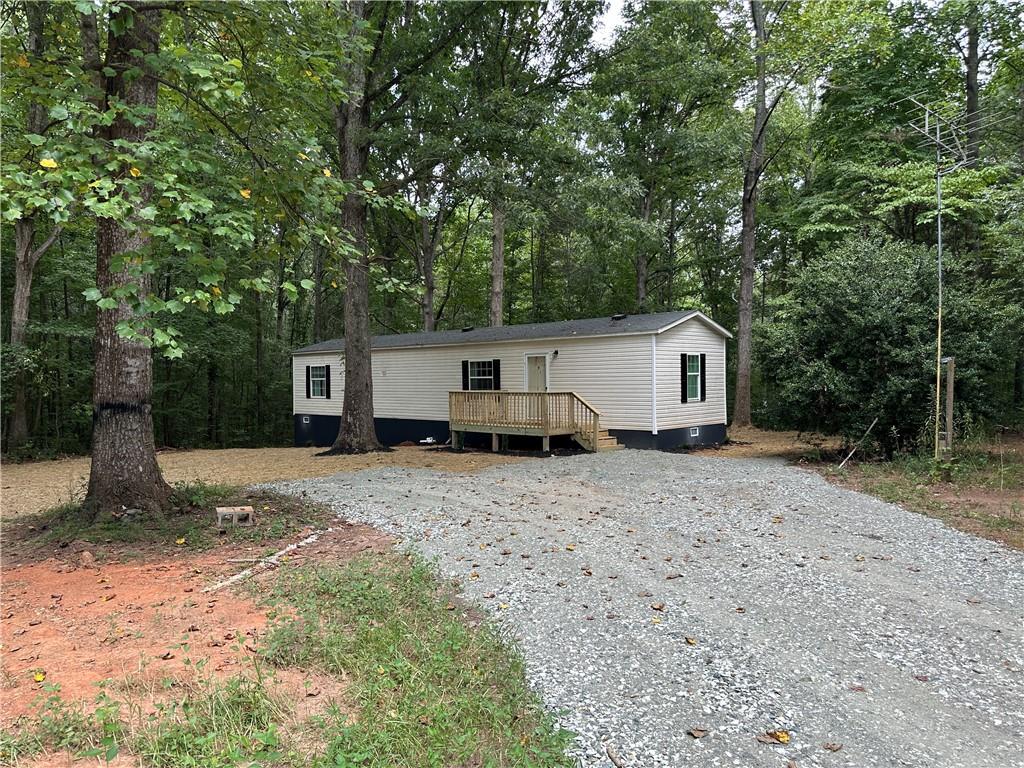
[651,334,658,435]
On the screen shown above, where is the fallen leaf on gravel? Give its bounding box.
[854,554,865,562]
[469,572,479,580]
[966,597,981,605]
[756,730,790,745]
[566,543,576,551]
[581,568,593,576]
[787,761,798,768]
[913,674,929,682]
[444,603,456,611]
[650,602,665,611]
[175,537,186,545]
[824,742,843,752]
[771,515,784,523]
[685,637,698,646]
[483,592,495,598]
[689,728,708,738]
[159,651,174,660]
[736,606,746,614]
[651,617,662,624]
[666,573,682,580]
[849,684,867,692]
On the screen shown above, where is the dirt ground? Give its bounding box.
[702,425,844,460]
[0,447,524,519]
[0,522,391,729]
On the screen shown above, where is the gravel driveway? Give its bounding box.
[271,450,1024,768]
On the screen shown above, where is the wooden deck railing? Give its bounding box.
[448,391,602,450]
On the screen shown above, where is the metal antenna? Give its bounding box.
[906,98,968,461]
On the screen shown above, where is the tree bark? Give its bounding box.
[84,2,171,516]
[733,0,768,428]
[416,179,439,332]
[329,0,381,453]
[7,1,54,451]
[965,1,980,166]
[489,195,506,327]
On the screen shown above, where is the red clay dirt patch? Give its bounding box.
[0,524,392,726]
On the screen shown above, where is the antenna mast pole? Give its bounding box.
[933,117,944,461]
[907,98,966,462]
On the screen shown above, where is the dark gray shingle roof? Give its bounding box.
[294,310,729,355]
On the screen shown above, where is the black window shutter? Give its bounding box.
[680,354,687,403]
[325,365,331,399]
[305,366,311,398]
[492,358,501,390]
[461,360,469,390]
[699,354,707,402]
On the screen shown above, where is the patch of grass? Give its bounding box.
[261,556,575,767]
[826,438,1023,549]
[3,675,286,768]
[4,483,335,562]
[3,544,571,766]
[0,687,112,763]
[133,674,285,768]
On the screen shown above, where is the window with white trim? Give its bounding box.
[310,365,327,397]
[686,355,701,401]
[469,360,495,390]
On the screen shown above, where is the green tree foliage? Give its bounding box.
[756,237,1021,455]
[1,0,1021,466]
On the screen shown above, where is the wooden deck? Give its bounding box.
[448,391,622,452]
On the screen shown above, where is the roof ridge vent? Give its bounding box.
[611,313,628,321]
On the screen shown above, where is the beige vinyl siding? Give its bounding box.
[292,352,344,416]
[294,334,654,431]
[655,319,727,430]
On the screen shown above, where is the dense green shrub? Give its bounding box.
[756,235,1021,455]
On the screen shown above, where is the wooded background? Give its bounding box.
[3,0,1022,460]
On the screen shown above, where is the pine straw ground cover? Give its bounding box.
[1,486,572,768]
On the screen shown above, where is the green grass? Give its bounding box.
[260,556,575,767]
[6,481,333,558]
[827,440,1023,546]
[2,555,573,768]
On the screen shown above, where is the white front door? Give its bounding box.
[527,355,547,392]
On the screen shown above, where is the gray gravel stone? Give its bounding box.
[268,450,1024,768]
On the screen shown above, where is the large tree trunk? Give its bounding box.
[635,184,655,312]
[416,179,438,332]
[489,196,506,327]
[965,1,980,166]
[329,0,381,453]
[733,0,768,428]
[84,2,171,517]
[7,1,56,451]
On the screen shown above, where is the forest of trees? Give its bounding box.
[2,1,1022,500]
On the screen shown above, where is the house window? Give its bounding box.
[310,365,327,397]
[469,360,495,390]
[686,355,701,401]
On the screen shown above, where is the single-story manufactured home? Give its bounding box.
[292,310,731,451]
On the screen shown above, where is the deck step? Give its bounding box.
[597,444,624,452]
